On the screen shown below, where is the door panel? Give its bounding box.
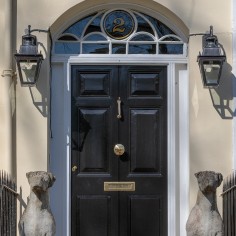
[77,72,111,96]
[71,65,167,236]
[119,66,167,236]
[129,196,162,236]
[130,109,162,173]
[79,108,109,173]
[77,196,111,236]
[130,73,161,96]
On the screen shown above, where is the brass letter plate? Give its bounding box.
[104,182,135,191]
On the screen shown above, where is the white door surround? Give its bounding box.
[49,4,189,236]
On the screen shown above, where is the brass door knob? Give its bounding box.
[114,144,125,156]
[72,166,78,172]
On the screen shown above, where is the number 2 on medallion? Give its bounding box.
[113,18,125,33]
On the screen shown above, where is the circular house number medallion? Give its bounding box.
[103,10,135,40]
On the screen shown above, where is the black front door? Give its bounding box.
[71,65,167,236]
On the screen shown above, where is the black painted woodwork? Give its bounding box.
[71,65,167,236]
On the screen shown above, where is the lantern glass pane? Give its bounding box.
[203,61,221,86]
[19,61,38,84]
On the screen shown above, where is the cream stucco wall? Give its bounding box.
[189,35,233,213]
[0,0,233,235]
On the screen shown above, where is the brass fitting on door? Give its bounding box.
[114,144,125,156]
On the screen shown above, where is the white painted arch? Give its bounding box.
[49,4,189,236]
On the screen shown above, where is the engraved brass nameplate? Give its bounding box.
[104,182,135,191]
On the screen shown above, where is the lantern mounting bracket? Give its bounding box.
[26,25,49,35]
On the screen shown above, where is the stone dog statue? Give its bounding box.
[186,171,224,236]
[19,171,56,236]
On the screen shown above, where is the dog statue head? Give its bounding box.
[26,171,56,192]
[195,171,223,193]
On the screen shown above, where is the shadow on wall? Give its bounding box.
[19,187,27,218]
[27,41,49,117]
[209,62,235,119]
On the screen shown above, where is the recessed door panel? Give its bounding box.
[76,196,111,236]
[71,65,167,236]
[130,73,160,96]
[79,108,110,173]
[79,72,110,96]
[129,196,162,236]
[130,109,162,173]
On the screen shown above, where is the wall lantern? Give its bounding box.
[197,26,226,88]
[14,25,44,87]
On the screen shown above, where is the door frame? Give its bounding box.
[50,55,189,236]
